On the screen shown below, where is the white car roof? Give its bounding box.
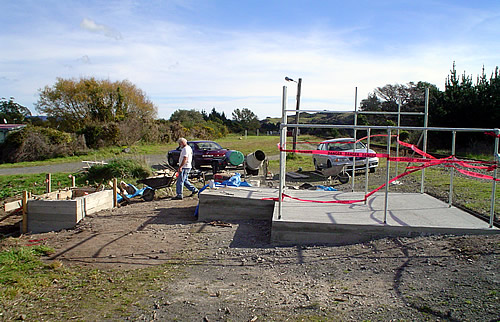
[321,138,355,143]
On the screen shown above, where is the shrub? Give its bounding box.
[78,123,120,148]
[0,125,81,163]
[83,158,152,184]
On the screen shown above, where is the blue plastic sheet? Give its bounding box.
[215,173,252,187]
[315,185,337,191]
[116,184,149,202]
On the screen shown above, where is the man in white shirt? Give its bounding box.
[172,138,199,200]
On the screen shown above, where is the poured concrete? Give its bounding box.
[199,187,499,245]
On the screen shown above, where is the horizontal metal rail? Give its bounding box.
[281,123,499,134]
[284,109,424,115]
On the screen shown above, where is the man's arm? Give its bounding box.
[178,156,188,172]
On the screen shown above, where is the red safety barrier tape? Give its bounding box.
[267,162,436,204]
[485,131,500,138]
[272,136,499,204]
[397,140,436,159]
[448,165,500,181]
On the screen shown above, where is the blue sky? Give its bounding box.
[1,0,499,120]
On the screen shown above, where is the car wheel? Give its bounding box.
[168,155,176,167]
[338,172,350,184]
[327,160,332,168]
[369,167,375,173]
[313,159,320,171]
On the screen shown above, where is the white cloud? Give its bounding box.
[1,1,498,120]
[80,18,122,40]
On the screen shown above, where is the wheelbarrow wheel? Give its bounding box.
[338,172,350,184]
[142,188,155,201]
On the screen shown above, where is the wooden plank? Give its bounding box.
[4,199,22,212]
[28,200,78,215]
[28,221,78,233]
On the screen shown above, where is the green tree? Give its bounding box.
[231,108,260,133]
[35,77,157,132]
[0,97,31,123]
[169,109,205,128]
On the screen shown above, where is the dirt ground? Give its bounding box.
[1,169,499,321]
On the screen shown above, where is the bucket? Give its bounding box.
[245,150,266,170]
[225,150,244,166]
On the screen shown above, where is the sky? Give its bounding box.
[1,0,499,120]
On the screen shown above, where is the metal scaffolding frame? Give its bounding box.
[278,85,499,228]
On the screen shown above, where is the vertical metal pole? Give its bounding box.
[364,128,371,204]
[352,87,358,192]
[384,128,392,224]
[420,88,429,193]
[292,78,302,151]
[489,130,499,228]
[448,131,456,207]
[395,99,401,178]
[278,86,288,220]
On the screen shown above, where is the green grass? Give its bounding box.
[0,143,169,169]
[0,173,83,199]
[0,245,178,320]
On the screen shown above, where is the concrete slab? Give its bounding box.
[197,187,499,246]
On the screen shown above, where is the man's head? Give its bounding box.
[177,137,187,147]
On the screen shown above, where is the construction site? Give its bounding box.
[1,87,499,321]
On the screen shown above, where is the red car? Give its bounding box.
[167,140,228,169]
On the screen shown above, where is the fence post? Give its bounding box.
[448,131,456,207]
[490,129,499,228]
[45,173,51,193]
[113,178,118,208]
[278,85,287,220]
[384,128,392,224]
[22,190,28,233]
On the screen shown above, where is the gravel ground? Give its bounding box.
[1,159,499,321]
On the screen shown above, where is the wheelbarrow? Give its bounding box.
[320,163,350,184]
[137,172,177,201]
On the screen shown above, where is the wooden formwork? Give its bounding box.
[23,189,114,233]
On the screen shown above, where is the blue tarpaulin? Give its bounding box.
[215,173,252,187]
[117,184,150,202]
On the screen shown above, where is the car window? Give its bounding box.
[188,143,196,150]
[197,142,222,150]
[328,141,366,151]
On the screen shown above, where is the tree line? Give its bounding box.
[1,63,498,163]
[0,77,264,163]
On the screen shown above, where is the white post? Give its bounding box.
[420,88,429,193]
[364,128,371,204]
[448,131,456,207]
[490,129,499,228]
[395,99,401,178]
[384,128,392,224]
[278,86,288,220]
[352,87,358,192]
